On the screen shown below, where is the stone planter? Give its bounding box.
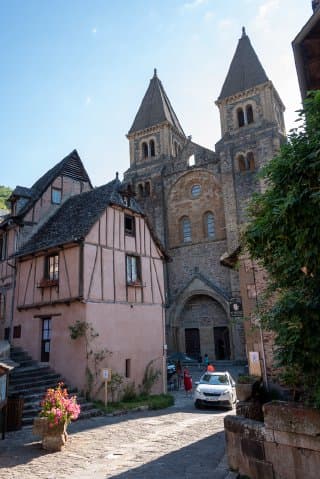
[33,416,68,452]
[235,382,254,401]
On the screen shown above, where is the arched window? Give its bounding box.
[181,216,192,243]
[188,154,195,167]
[138,184,144,196]
[191,184,201,198]
[247,152,255,170]
[204,212,215,239]
[142,142,148,159]
[174,141,179,157]
[238,154,246,171]
[149,139,155,157]
[246,104,254,124]
[237,108,245,128]
[145,181,151,196]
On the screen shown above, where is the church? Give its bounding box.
[124,28,286,362]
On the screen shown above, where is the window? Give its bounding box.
[246,104,254,124]
[13,325,21,339]
[238,155,246,171]
[149,139,155,157]
[0,234,7,260]
[125,358,131,378]
[0,294,5,319]
[188,154,195,167]
[125,215,135,236]
[145,181,150,196]
[51,188,62,205]
[205,212,215,239]
[45,254,59,281]
[191,184,201,198]
[126,255,141,284]
[247,152,255,170]
[237,108,245,127]
[142,142,148,159]
[181,217,192,243]
[138,184,144,196]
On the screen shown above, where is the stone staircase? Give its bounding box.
[9,347,104,427]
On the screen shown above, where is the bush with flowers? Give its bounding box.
[40,382,80,428]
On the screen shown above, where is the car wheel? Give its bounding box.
[194,400,202,409]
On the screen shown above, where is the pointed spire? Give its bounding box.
[128,70,185,136]
[218,28,269,100]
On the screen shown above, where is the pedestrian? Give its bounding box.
[176,360,182,389]
[183,368,193,397]
[207,363,215,372]
[203,353,209,370]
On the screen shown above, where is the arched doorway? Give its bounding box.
[179,294,231,360]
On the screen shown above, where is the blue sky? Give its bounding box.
[1,0,312,189]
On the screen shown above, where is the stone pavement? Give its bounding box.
[0,382,238,479]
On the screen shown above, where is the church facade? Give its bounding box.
[124,28,286,362]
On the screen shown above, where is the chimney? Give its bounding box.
[312,0,320,12]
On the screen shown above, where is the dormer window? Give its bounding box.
[51,188,62,205]
[125,214,135,236]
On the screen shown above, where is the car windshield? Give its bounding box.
[200,374,230,385]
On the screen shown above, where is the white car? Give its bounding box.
[194,371,237,410]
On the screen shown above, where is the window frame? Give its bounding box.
[126,254,141,285]
[181,216,192,243]
[51,187,62,205]
[45,253,59,281]
[124,214,135,237]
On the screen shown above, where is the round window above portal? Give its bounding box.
[191,184,201,198]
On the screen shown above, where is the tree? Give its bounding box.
[0,185,12,210]
[244,91,320,406]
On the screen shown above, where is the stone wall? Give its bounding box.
[224,401,320,479]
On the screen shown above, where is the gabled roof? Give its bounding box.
[16,178,145,257]
[128,69,185,136]
[218,28,269,101]
[12,149,92,219]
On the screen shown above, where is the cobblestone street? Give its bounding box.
[0,387,235,479]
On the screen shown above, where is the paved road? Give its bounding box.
[0,374,238,479]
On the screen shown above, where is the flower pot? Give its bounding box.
[33,417,68,452]
[42,421,68,452]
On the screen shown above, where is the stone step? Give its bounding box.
[8,346,105,428]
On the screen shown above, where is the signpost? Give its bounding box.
[102,368,112,407]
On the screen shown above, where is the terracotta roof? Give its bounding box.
[218,28,269,100]
[128,69,185,136]
[16,178,147,257]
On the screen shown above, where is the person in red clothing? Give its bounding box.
[183,368,193,397]
[207,363,215,372]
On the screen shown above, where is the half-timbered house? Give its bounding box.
[0,152,166,398]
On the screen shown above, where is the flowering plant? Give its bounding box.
[40,382,80,428]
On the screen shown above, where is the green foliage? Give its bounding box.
[109,372,124,402]
[0,185,12,211]
[244,91,320,406]
[139,359,161,396]
[122,381,137,401]
[69,320,111,399]
[94,393,174,413]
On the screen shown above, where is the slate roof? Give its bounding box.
[16,178,145,257]
[11,150,92,219]
[128,69,185,136]
[218,28,269,100]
